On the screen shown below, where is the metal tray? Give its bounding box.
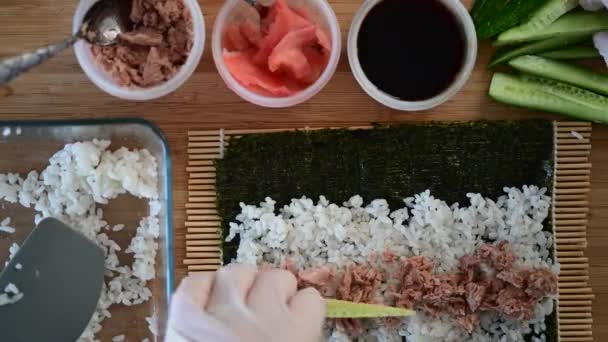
[0,118,173,341]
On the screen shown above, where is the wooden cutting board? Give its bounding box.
[1,0,607,340]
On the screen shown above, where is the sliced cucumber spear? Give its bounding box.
[325,299,414,319]
[521,75,608,110]
[539,46,601,60]
[524,0,579,30]
[509,55,608,96]
[495,11,608,46]
[489,73,608,123]
[489,35,589,67]
[471,0,548,40]
[495,0,578,43]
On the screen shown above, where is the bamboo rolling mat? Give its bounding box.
[185,121,594,341]
[554,121,594,342]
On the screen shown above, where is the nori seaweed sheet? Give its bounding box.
[215,120,556,340]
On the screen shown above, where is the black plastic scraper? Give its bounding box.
[0,217,105,341]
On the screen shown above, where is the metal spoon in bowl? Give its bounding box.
[243,0,275,17]
[0,0,133,86]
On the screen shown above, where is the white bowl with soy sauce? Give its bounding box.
[348,0,477,111]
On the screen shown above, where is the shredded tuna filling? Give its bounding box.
[91,0,193,87]
[286,241,557,335]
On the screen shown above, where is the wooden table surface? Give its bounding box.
[1,0,607,339]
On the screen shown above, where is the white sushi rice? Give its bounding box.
[5,242,19,267]
[112,334,126,342]
[112,224,125,232]
[570,131,584,140]
[0,173,21,203]
[0,140,161,341]
[0,282,23,306]
[227,185,558,342]
[0,292,23,306]
[0,216,15,233]
[146,312,159,337]
[5,282,19,294]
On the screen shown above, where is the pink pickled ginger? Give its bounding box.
[222,0,331,97]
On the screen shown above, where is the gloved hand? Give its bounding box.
[166,264,326,342]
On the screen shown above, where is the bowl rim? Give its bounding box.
[347,0,478,111]
[211,0,342,108]
[72,0,205,101]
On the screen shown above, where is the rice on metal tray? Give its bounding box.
[0,140,160,341]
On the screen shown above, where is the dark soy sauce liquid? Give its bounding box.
[357,0,466,101]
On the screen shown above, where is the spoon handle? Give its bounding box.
[0,36,79,86]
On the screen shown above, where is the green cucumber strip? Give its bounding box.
[495,11,608,46]
[489,73,608,123]
[539,46,601,59]
[471,0,548,40]
[509,55,608,96]
[325,299,414,318]
[489,35,589,67]
[524,0,579,31]
[495,0,579,42]
[520,75,608,112]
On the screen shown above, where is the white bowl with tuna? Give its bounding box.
[73,0,205,101]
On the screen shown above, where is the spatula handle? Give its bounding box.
[0,36,78,86]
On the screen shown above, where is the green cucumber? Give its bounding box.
[489,73,608,123]
[523,0,579,30]
[539,46,600,59]
[489,34,589,67]
[471,0,548,40]
[495,0,579,43]
[521,75,608,110]
[509,55,608,96]
[495,11,608,46]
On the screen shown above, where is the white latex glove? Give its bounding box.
[580,1,608,67]
[579,0,608,11]
[594,32,608,66]
[166,264,325,342]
